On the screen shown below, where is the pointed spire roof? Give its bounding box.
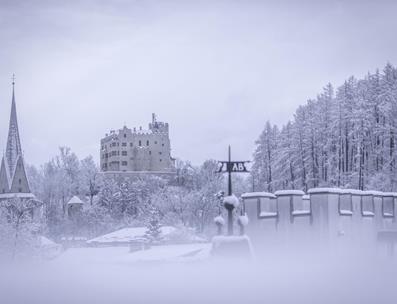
[5,77,23,175]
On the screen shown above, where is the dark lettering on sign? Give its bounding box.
[217,161,249,173]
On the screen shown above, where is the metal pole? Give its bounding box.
[228,145,232,196]
[227,145,233,235]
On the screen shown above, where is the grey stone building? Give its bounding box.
[100,114,176,174]
[0,80,34,200]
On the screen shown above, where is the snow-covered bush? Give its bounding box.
[223,195,240,208]
[238,214,249,226]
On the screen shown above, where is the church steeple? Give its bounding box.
[5,75,23,176]
[0,76,31,195]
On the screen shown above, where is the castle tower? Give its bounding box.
[0,78,32,197]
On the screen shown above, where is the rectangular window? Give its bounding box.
[339,194,353,216]
[130,143,133,147]
[139,140,142,146]
[122,151,127,156]
[146,140,149,146]
[121,161,128,166]
[383,197,395,218]
[258,197,278,219]
[122,142,127,147]
[291,196,311,217]
[361,195,375,217]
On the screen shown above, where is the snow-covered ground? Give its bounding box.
[87,226,176,245]
[1,239,397,304]
[55,243,212,265]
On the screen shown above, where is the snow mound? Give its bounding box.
[223,194,240,208]
[238,214,249,226]
[214,216,225,226]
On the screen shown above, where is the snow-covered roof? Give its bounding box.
[382,192,397,197]
[40,236,59,248]
[67,196,84,205]
[308,188,344,194]
[340,189,363,195]
[361,191,376,196]
[87,226,176,244]
[241,192,276,199]
[274,190,305,196]
[364,190,385,197]
[0,192,35,199]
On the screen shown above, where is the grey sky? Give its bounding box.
[1,0,397,167]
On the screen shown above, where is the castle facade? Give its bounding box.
[100,114,175,174]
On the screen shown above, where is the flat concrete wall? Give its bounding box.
[241,188,397,248]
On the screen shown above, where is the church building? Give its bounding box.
[0,79,34,200]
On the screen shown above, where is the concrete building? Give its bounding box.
[100,114,176,174]
[0,80,34,200]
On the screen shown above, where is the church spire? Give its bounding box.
[5,75,23,175]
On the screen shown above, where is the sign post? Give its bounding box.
[217,146,250,235]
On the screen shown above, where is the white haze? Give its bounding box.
[1,243,396,304]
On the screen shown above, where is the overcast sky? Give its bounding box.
[1,0,397,167]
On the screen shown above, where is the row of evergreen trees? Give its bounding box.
[252,63,397,192]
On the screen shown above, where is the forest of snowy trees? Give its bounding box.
[252,63,397,192]
[22,147,249,243]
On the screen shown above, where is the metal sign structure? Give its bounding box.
[216,145,250,235]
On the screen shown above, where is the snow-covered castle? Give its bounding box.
[0,80,33,199]
[100,114,176,174]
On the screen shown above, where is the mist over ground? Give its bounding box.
[1,243,396,304]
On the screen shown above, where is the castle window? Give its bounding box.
[162,143,165,146]
[146,140,149,146]
[130,143,133,147]
[121,161,128,166]
[155,141,157,144]
[18,188,22,193]
[122,151,127,156]
[19,178,22,185]
[160,159,162,162]
[2,189,4,193]
[159,152,162,155]
[139,140,142,146]
[122,142,127,147]
[124,134,127,138]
